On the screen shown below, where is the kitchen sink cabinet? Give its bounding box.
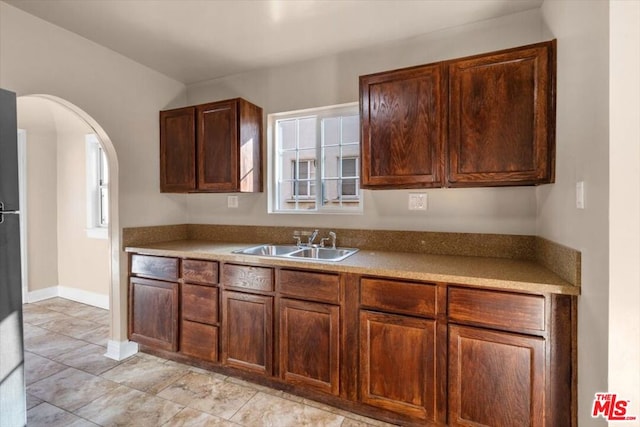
[127,251,575,427]
[160,97,262,193]
[359,40,556,189]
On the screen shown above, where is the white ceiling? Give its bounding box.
[6,0,543,85]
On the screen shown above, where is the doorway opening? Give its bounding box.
[16,95,120,350]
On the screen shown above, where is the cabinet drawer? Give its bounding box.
[182,283,218,324]
[448,287,545,333]
[361,278,437,318]
[183,259,218,285]
[278,270,340,304]
[181,320,218,362]
[130,254,179,281]
[222,264,274,292]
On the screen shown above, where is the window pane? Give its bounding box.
[278,120,297,150]
[341,115,359,143]
[99,187,109,227]
[271,104,360,213]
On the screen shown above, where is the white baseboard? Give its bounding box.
[105,340,138,361]
[26,286,59,303]
[26,285,109,309]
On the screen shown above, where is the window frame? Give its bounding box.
[268,102,362,214]
[85,134,109,239]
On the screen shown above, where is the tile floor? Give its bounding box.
[23,297,397,427]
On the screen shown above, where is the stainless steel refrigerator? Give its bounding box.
[0,88,26,426]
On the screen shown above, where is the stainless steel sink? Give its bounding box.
[233,244,358,262]
[233,244,300,256]
[285,247,358,262]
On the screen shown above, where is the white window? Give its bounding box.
[85,134,109,239]
[269,103,361,213]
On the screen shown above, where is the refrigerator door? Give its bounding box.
[0,89,19,211]
[0,87,26,427]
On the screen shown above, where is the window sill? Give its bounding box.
[86,227,108,240]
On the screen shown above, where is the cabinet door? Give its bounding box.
[128,277,179,351]
[448,325,545,427]
[221,291,273,375]
[359,310,438,422]
[279,298,340,395]
[360,63,444,188]
[181,320,218,362]
[448,42,555,186]
[160,107,196,192]
[197,100,238,192]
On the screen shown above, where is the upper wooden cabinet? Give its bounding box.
[448,42,555,186]
[359,40,556,189]
[360,64,445,188]
[160,98,263,193]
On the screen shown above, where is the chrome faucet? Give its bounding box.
[308,229,319,246]
[320,231,337,249]
[293,229,320,247]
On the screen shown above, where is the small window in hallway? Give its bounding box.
[86,134,109,238]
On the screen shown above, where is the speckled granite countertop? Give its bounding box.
[125,240,579,296]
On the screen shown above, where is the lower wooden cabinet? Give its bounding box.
[181,320,218,361]
[448,325,545,427]
[221,290,273,375]
[279,298,340,395]
[128,277,179,352]
[359,310,439,422]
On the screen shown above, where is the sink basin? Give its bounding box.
[285,247,358,262]
[233,244,300,256]
[233,244,358,262]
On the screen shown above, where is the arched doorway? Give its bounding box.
[17,95,121,357]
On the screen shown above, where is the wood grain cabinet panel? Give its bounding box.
[159,107,196,192]
[221,290,273,375]
[182,283,218,325]
[448,287,545,334]
[360,40,555,189]
[279,298,340,395]
[130,254,179,281]
[278,269,340,304]
[182,259,218,285]
[447,41,555,186]
[222,264,274,292]
[181,320,218,362]
[160,98,262,193]
[360,63,445,188]
[359,310,439,422]
[128,277,179,352]
[360,278,437,318]
[448,325,545,427]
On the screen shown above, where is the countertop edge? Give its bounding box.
[125,242,580,296]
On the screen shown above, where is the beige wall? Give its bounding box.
[185,9,546,235]
[609,0,640,418]
[22,127,58,292]
[56,119,110,297]
[539,1,610,425]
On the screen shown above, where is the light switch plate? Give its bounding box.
[576,181,585,209]
[409,193,427,211]
[227,195,238,208]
